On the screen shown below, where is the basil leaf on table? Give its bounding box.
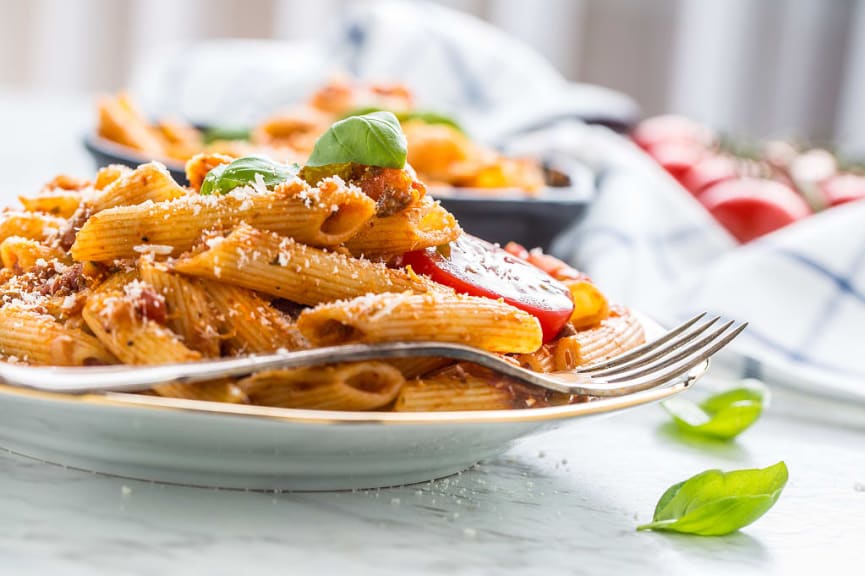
[200,155,299,195]
[662,381,767,440]
[307,111,407,169]
[637,461,788,536]
[201,126,251,144]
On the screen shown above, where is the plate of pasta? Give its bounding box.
[0,113,702,489]
[85,81,594,249]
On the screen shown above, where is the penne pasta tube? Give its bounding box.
[173,224,426,305]
[201,280,306,354]
[516,344,555,373]
[86,162,187,213]
[297,291,543,354]
[345,196,461,258]
[0,211,65,244]
[386,356,453,379]
[394,367,514,412]
[185,152,234,192]
[93,164,132,190]
[96,93,166,156]
[82,279,245,403]
[0,304,116,366]
[238,362,404,410]
[554,310,645,368]
[138,259,222,357]
[0,237,65,272]
[19,193,82,219]
[72,177,376,261]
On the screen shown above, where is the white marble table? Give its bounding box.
[1,93,864,575]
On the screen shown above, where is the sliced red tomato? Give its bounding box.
[820,174,865,207]
[400,235,575,342]
[699,178,811,243]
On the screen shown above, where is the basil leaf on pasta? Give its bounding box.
[307,111,407,169]
[663,381,767,440]
[637,462,788,536]
[200,156,299,195]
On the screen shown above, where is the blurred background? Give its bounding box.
[1,0,865,152]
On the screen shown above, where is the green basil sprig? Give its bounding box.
[637,462,788,536]
[662,381,767,441]
[200,155,299,195]
[306,111,407,169]
[202,126,251,145]
[341,107,464,133]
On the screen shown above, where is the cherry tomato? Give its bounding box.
[632,115,713,151]
[400,235,575,342]
[504,242,583,281]
[647,141,706,183]
[820,174,865,208]
[681,155,739,195]
[699,178,811,243]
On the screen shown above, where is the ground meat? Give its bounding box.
[270,298,308,321]
[135,286,167,325]
[350,165,423,217]
[38,263,85,296]
[57,206,93,251]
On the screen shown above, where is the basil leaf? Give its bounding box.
[662,381,767,440]
[307,111,407,169]
[341,108,464,133]
[200,155,299,195]
[298,162,354,186]
[401,111,464,132]
[637,462,788,536]
[202,126,251,144]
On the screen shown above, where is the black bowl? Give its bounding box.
[84,134,593,250]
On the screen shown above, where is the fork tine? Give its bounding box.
[604,319,736,382]
[578,322,747,397]
[574,313,707,373]
[585,316,723,378]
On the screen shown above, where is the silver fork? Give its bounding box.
[0,314,745,397]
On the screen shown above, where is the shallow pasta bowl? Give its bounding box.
[0,315,706,490]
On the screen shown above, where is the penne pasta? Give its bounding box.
[138,259,222,357]
[0,237,65,272]
[297,291,543,354]
[238,362,404,410]
[345,196,461,258]
[82,277,245,403]
[516,344,555,373]
[0,211,65,244]
[86,162,187,213]
[19,193,82,219]
[553,310,645,369]
[386,356,453,379]
[96,93,166,157]
[185,152,235,192]
[202,280,306,354]
[72,177,376,261]
[93,164,132,190]
[173,223,427,305]
[0,304,116,366]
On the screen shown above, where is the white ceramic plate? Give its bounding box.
[0,317,706,490]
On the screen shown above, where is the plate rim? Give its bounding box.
[0,315,707,426]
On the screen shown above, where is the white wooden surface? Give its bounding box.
[0,94,863,575]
